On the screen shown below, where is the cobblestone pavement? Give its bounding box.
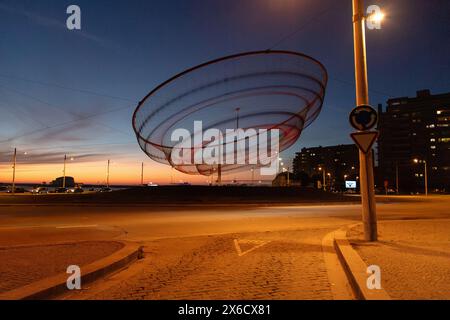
[0,241,123,293]
[349,219,450,300]
[71,227,334,300]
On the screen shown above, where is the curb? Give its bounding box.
[322,230,355,300]
[0,241,143,300]
[333,225,391,300]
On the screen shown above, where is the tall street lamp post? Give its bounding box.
[107,160,110,188]
[11,148,17,195]
[63,155,74,189]
[395,161,399,194]
[414,158,428,196]
[352,0,380,241]
[318,167,326,191]
[63,155,67,189]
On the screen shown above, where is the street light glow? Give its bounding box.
[370,11,385,24]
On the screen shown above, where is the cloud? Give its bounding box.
[25,118,95,145]
[0,150,108,165]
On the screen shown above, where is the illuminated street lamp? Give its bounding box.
[318,167,326,191]
[107,159,110,188]
[413,158,428,196]
[63,155,75,189]
[11,148,30,194]
[351,0,384,241]
[368,10,385,26]
[327,173,332,190]
[11,148,17,194]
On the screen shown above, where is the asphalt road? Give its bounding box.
[1,195,449,299]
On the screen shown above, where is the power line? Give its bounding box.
[0,100,48,128]
[267,2,341,50]
[0,73,137,103]
[329,76,395,99]
[0,83,135,143]
[2,141,136,154]
[265,2,395,102]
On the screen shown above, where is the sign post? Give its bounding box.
[351,0,378,241]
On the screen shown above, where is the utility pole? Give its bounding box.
[217,164,222,185]
[141,162,144,186]
[395,161,399,194]
[352,0,378,241]
[217,131,223,185]
[11,148,17,194]
[287,165,290,187]
[107,160,110,188]
[63,154,67,189]
[319,167,326,191]
[424,160,428,196]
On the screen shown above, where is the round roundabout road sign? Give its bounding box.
[349,105,378,131]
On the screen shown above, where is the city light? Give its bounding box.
[369,11,385,24]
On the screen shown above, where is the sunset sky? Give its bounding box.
[0,0,449,185]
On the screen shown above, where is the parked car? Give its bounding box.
[68,188,84,193]
[99,187,112,193]
[55,187,68,193]
[32,187,48,194]
[7,187,27,193]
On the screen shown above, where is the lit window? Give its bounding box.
[431,146,436,149]
[430,138,436,142]
[437,110,442,115]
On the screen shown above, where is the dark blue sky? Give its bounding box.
[0,0,449,183]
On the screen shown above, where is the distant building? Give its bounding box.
[292,144,359,190]
[377,89,450,192]
[51,176,75,188]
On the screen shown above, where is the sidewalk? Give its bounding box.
[348,219,450,300]
[0,241,124,294]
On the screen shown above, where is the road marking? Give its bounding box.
[233,239,270,257]
[56,224,98,229]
